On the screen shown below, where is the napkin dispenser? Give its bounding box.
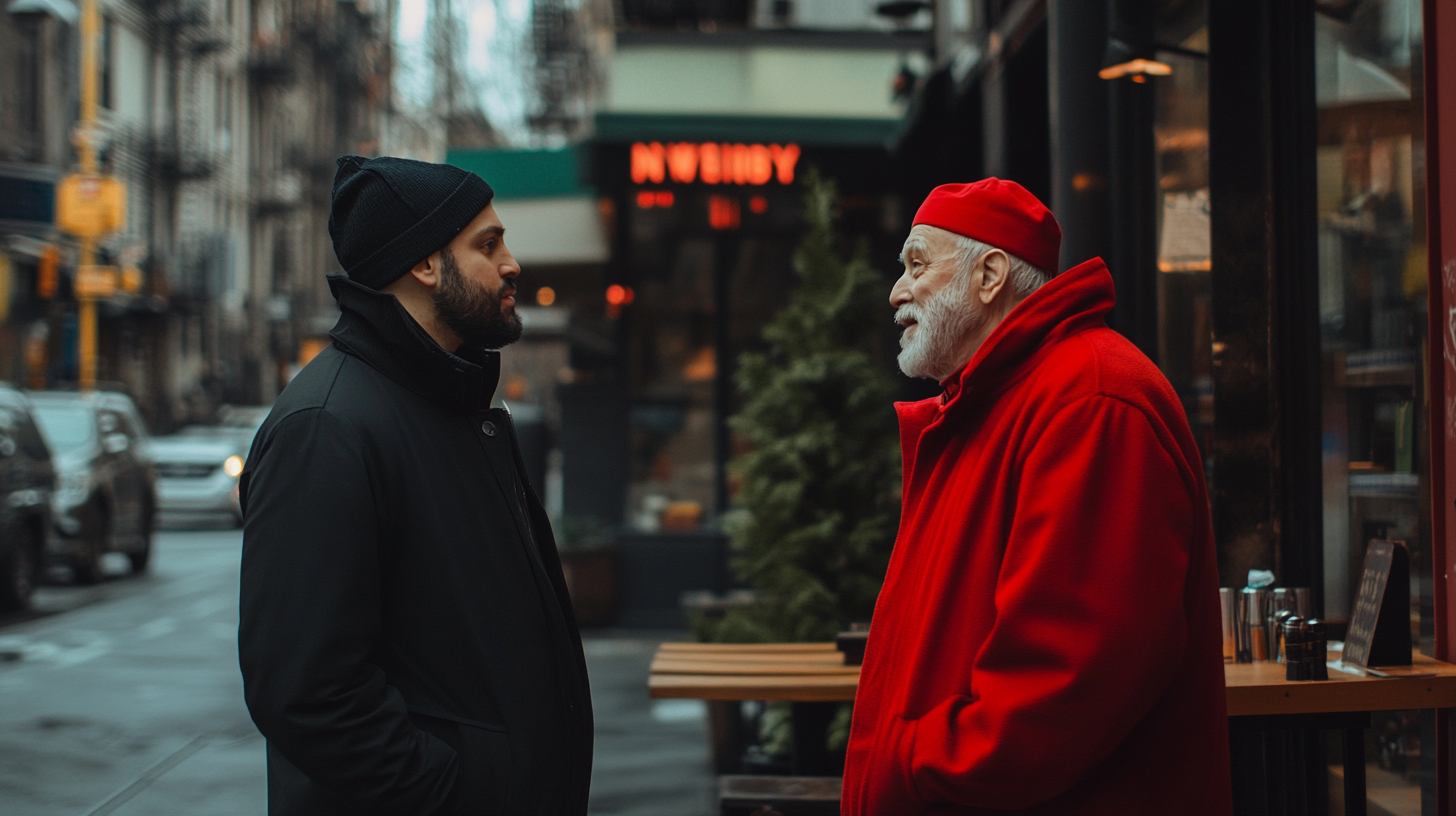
[836,627,869,666]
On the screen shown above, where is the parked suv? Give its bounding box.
[29,391,156,582]
[0,386,55,611]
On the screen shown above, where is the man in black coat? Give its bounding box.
[238,155,593,815]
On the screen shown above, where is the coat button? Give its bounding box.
[481,421,497,437]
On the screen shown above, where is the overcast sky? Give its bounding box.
[394,0,534,144]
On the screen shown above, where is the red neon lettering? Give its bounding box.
[747,144,772,185]
[666,143,698,183]
[699,143,722,184]
[709,195,741,230]
[770,144,800,185]
[633,142,801,185]
[631,142,665,184]
[727,144,749,184]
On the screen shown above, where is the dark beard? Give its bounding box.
[432,248,523,349]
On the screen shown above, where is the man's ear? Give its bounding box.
[405,251,442,290]
[977,249,1011,305]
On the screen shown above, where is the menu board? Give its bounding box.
[1341,540,1412,668]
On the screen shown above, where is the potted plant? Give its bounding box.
[554,515,619,628]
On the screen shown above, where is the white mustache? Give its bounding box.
[895,304,921,326]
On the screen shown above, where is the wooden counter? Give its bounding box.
[648,642,1456,715]
[1223,652,1456,716]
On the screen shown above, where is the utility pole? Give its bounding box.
[76,0,100,390]
[55,0,125,390]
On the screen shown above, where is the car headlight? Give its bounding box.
[223,455,244,478]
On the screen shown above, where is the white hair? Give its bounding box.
[898,233,1052,299]
[894,232,1053,380]
[949,235,1052,298]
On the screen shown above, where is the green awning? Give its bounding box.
[592,112,901,148]
[445,147,590,199]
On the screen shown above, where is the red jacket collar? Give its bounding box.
[938,257,1115,409]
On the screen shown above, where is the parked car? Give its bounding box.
[152,405,268,527]
[0,386,55,611]
[151,429,248,525]
[28,390,157,582]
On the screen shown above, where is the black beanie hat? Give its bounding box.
[328,155,495,290]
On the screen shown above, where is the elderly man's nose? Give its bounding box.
[890,274,912,307]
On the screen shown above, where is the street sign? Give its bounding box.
[74,265,117,299]
[55,173,125,237]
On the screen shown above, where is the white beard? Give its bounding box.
[896,271,988,381]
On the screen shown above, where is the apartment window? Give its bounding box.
[100,16,113,110]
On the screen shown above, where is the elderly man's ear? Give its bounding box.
[975,249,1012,306]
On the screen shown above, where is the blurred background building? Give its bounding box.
[7,0,1456,807]
[1,0,399,427]
[6,0,1456,763]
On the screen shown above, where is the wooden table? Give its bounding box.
[649,642,1456,714]
[649,642,1456,814]
[650,643,857,702]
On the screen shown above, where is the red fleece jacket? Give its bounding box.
[842,258,1231,815]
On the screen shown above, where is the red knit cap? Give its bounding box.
[911,178,1062,273]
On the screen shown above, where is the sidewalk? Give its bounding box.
[583,634,716,816]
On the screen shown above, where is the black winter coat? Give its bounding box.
[238,276,593,815]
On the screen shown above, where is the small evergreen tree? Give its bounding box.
[699,170,902,644]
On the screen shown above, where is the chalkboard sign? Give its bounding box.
[1341,540,1412,668]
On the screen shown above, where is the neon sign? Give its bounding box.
[631,142,800,186]
[708,195,741,230]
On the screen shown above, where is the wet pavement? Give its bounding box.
[0,526,713,815]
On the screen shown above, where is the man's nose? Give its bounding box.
[889,273,912,308]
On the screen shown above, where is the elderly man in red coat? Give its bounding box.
[841,179,1231,815]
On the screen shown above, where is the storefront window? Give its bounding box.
[1315,1,1429,805]
[1153,27,1213,471]
[625,197,720,532]
[618,153,889,534]
[1314,0,1427,641]
[622,186,801,533]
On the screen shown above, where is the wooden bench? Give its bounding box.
[719,775,841,816]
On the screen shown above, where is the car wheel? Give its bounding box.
[127,544,150,573]
[0,530,38,612]
[129,501,154,573]
[71,505,110,585]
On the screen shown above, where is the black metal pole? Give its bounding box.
[713,232,737,518]
[1047,0,1110,273]
[1104,0,1158,357]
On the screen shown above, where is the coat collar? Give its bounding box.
[326,275,500,412]
[937,256,1115,411]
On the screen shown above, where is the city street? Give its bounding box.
[0,527,713,816]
